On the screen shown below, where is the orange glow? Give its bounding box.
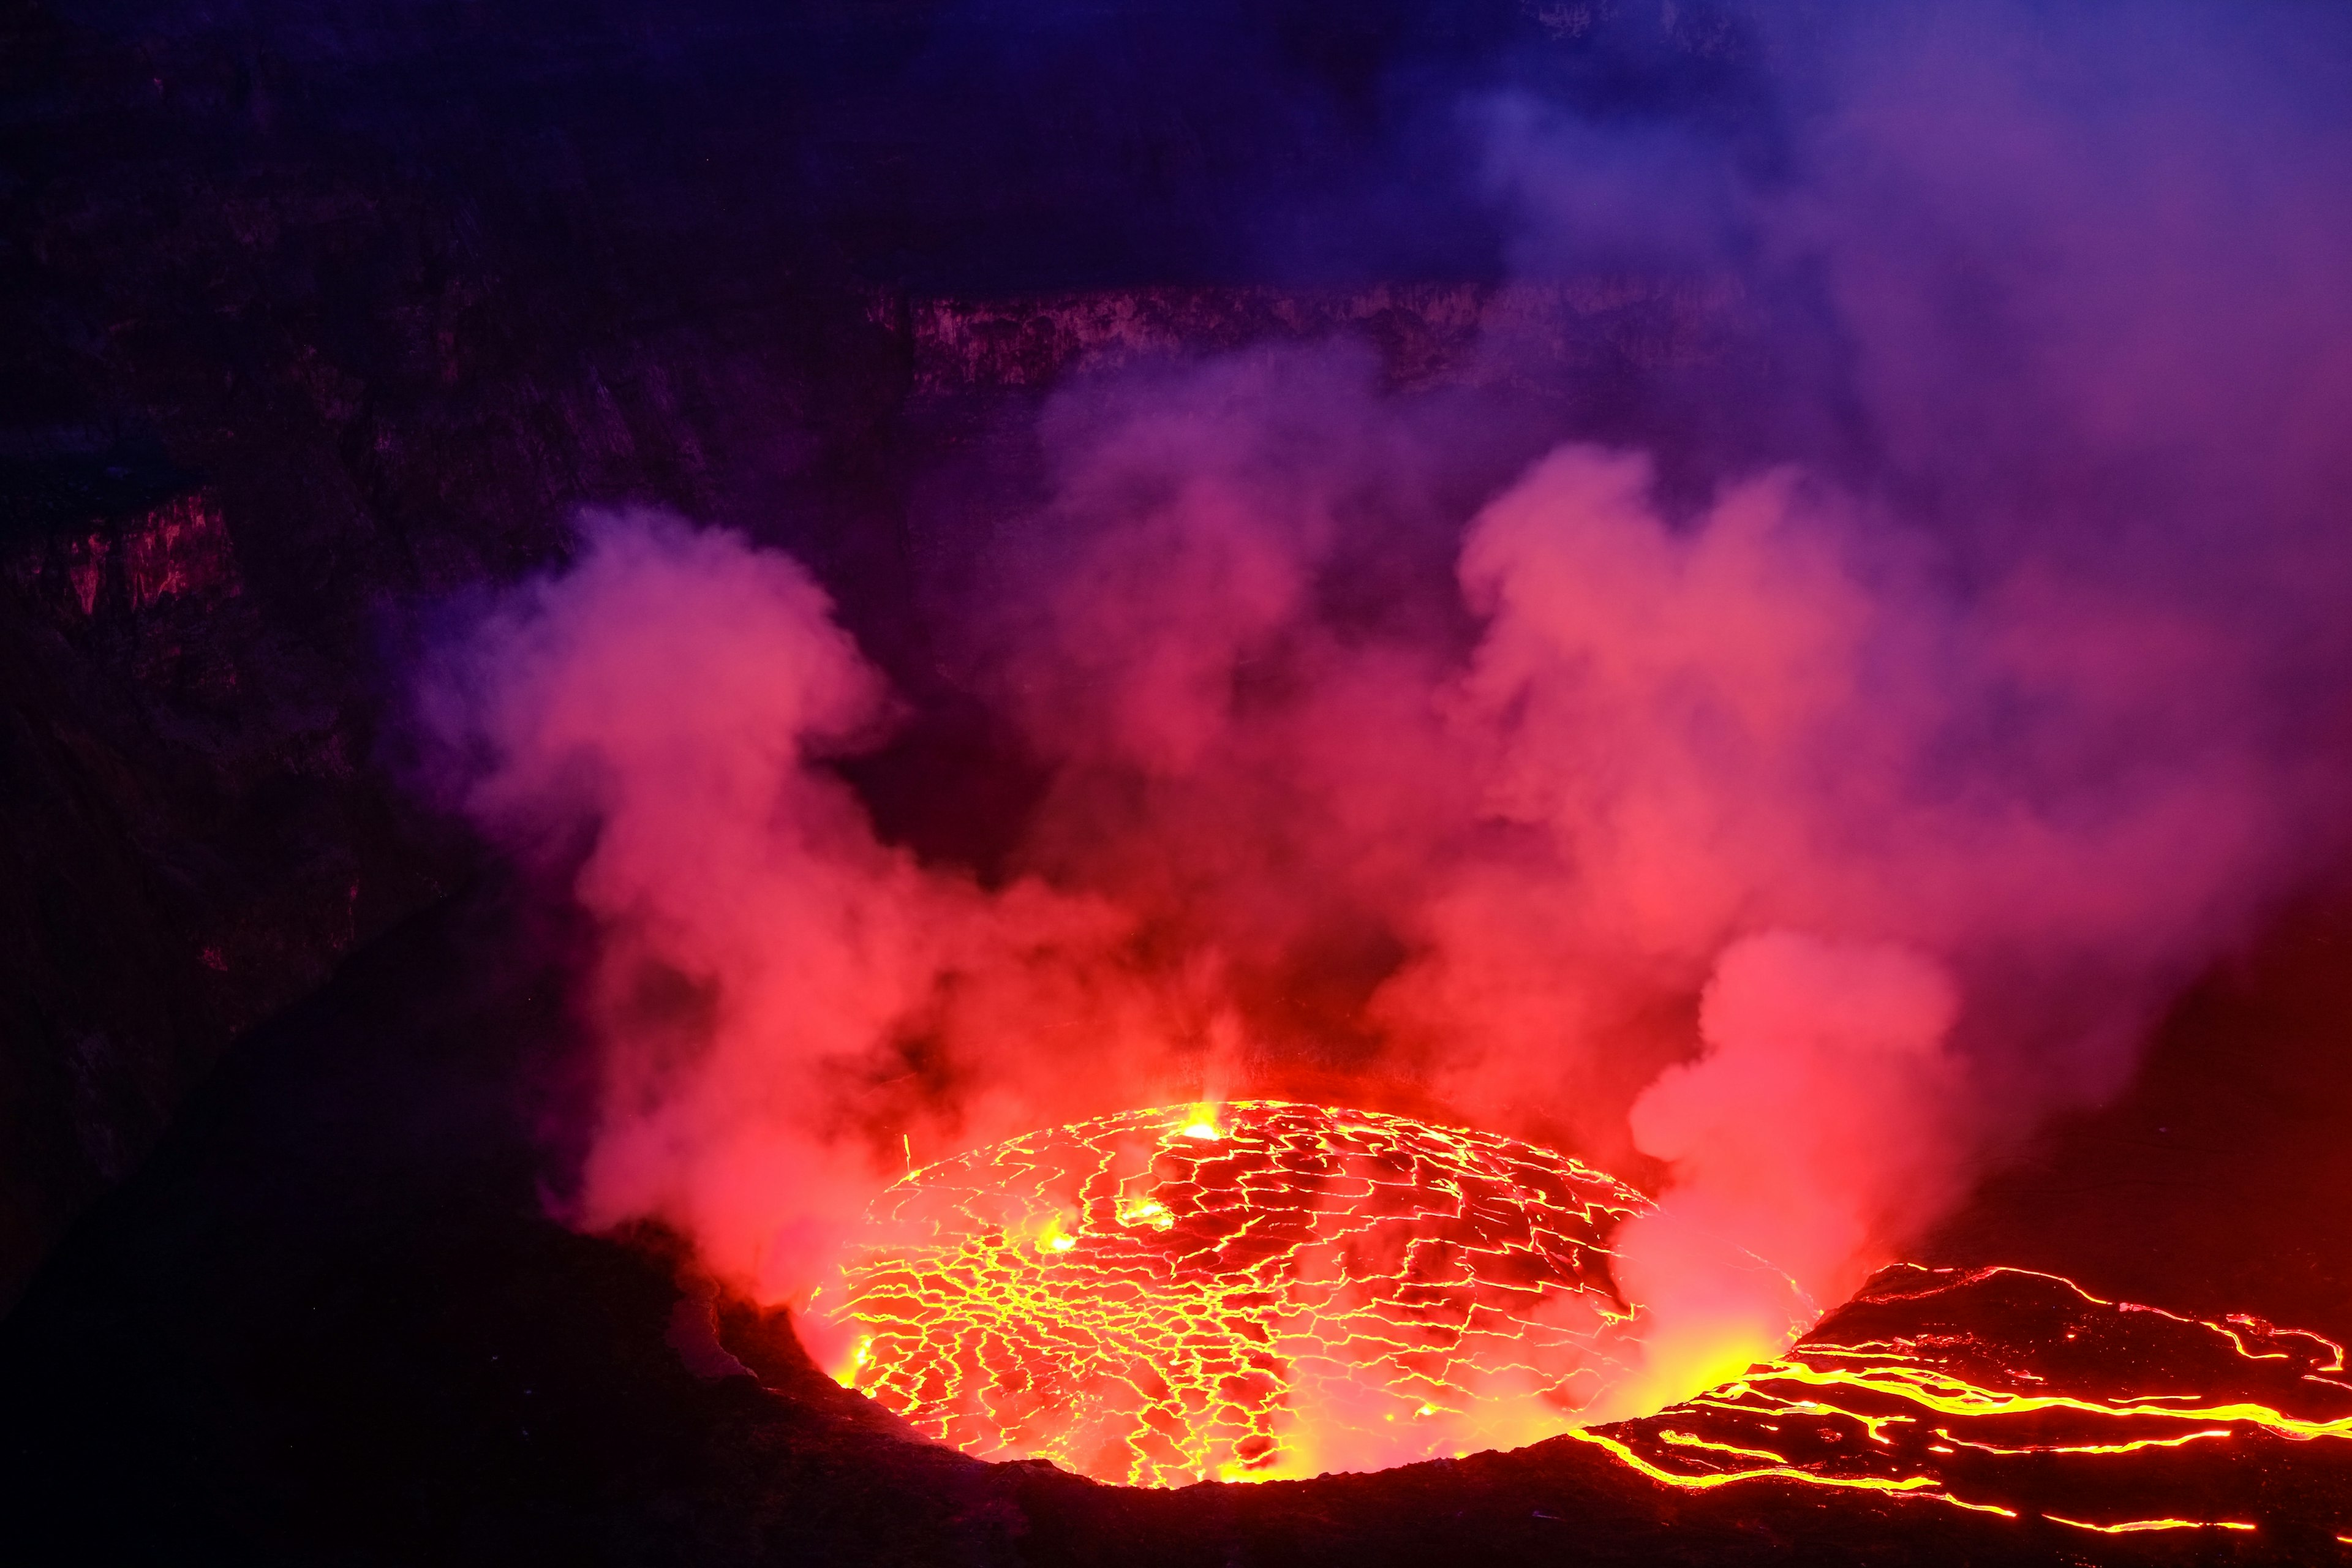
[1580,1263,2352,1537]
[812,1104,2352,1542]
[2045,1516,2255,1535]
[816,1100,1684,1485]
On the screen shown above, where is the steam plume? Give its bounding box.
[418,0,2352,1420]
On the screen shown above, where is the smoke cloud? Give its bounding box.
[418,1,2352,1423]
[417,512,1197,1353]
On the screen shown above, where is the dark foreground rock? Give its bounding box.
[0,0,1790,1314]
[0,881,2332,1567]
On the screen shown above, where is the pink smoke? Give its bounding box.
[417,2,2352,1428]
[418,511,1200,1339]
[961,416,2324,1394]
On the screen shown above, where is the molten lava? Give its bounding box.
[813,1101,2352,1543]
[1588,1263,2352,1539]
[816,1100,1687,1485]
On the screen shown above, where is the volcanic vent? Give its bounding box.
[815,1101,1727,1486]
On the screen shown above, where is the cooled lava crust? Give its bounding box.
[823,1099,2352,1539]
[1590,1262,2352,1539]
[5,892,2351,1564]
[824,1101,1657,1484]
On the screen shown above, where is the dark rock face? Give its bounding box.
[0,447,459,1298]
[0,0,1782,1312]
[0,880,2310,1568]
[10,1,2352,1559]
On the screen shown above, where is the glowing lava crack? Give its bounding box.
[810,1101,2352,1539]
[815,1101,1676,1485]
[1585,1263,2352,1539]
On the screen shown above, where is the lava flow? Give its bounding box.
[814,1100,1705,1485]
[1588,1262,2352,1540]
[815,1101,2352,1544]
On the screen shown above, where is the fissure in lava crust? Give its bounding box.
[813,1101,2352,1540]
[817,1101,1674,1485]
[1588,1264,2352,1537]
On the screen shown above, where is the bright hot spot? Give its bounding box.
[815,1101,1676,1485]
[809,1102,2352,1543]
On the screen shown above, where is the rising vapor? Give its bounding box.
[417,0,2352,1425]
